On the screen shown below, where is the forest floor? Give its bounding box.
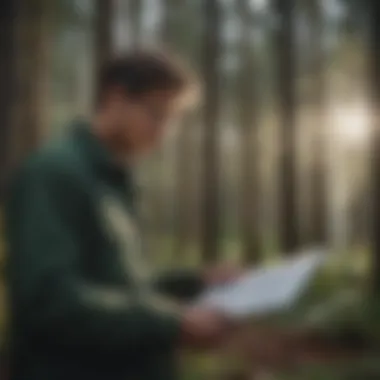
[0,233,378,379]
[181,322,380,379]
[176,243,379,380]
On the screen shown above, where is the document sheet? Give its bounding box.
[196,248,326,319]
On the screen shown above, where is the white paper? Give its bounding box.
[196,247,326,319]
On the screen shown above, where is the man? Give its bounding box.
[5,51,239,380]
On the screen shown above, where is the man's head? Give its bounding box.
[94,50,197,157]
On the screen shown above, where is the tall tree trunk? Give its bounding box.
[1,1,51,374]
[0,2,17,376]
[162,0,197,259]
[144,0,178,261]
[368,0,380,294]
[273,0,299,254]
[9,0,52,167]
[161,0,176,47]
[236,0,261,263]
[175,115,196,259]
[201,0,221,263]
[308,0,327,245]
[0,0,17,201]
[94,0,113,102]
[129,0,143,47]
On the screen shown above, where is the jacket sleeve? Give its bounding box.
[153,270,205,301]
[6,159,181,350]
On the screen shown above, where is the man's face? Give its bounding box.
[103,89,181,155]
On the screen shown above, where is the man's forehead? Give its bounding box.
[138,90,185,116]
[139,90,179,104]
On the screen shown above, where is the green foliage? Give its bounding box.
[277,359,380,380]
[179,246,380,379]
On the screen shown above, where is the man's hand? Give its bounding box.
[203,263,244,287]
[180,307,233,349]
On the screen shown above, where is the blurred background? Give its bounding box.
[1,0,380,378]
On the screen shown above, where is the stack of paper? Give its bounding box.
[196,248,327,319]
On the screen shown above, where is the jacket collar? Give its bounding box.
[71,119,134,189]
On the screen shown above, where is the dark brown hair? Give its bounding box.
[96,49,197,105]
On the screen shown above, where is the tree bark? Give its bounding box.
[273,0,299,254]
[129,0,143,47]
[368,0,380,294]
[161,0,198,259]
[174,115,197,258]
[94,0,113,103]
[236,0,261,263]
[308,0,327,245]
[7,0,52,171]
[201,0,221,263]
[0,2,51,372]
[0,0,17,201]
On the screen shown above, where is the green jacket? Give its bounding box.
[5,120,204,380]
